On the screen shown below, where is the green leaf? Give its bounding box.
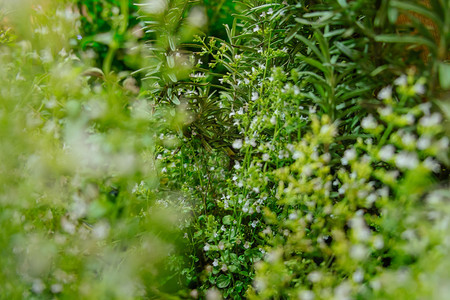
[167,72,177,83]
[222,215,232,225]
[388,7,398,24]
[228,265,238,273]
[81,67,105,79]
[296,54,329,74]
[314,30,330,63]
[334,41,358,60]
[375,34,437,51]
[217,274,231,288]
[285,24,301,43]
[295,34,325,62]
[171,95,181,105]
[438,62,450,90]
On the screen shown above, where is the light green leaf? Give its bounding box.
[217,274,231,288]
[439,62,450,90]
[375,34,437,51]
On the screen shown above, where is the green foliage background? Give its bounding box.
[0,0,449,299]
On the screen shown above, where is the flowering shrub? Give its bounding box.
[249,76,449,299]
[0,0,449,299]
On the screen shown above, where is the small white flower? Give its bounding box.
[307,271,322,283]
[262,153,270,161]
[438,137,449,150]
[51,284,63,294]
[350,215,371,241]
[232,139,243,149]
[377,85,392,100]
[361,114,377,129]
[366,193,377,205]
[395,151,418,169]
[401,132,416,146]
[378,105,393,116]
[221,264,228,272]
[343,148,357,162]
[378,186,390,198]
[373,236,384,249]
[251,92,259,101]
[288,213,297,220]
[32,279,45,294]
[338,184,348,195]
[423,157,440,172]
[404,113,415,125]
[92,221,110,239]
[401,229,416,240]
[417,136,431,150]
[58,48,67,57]
[234,161,241,170]
[419,102,432,115]
[247,138,257,147]
[419,113,442,127]
[413,82,425,95]
[203,243,210,251]
[353,269,364,283]
[350,244,367,260]
[378,145,395,161]
[386,170,400,180]
[292,151,303,160]
[394,74,407,86]
[253,25,260,32]
[270,116,277,125]
[61,218,76,234]
[427,191,444,205]
[213,259,219,267]
[299,290,315,300]
[244,241,250,249]
[267,8,274,15]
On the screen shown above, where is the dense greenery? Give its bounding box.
[0,0,449,299]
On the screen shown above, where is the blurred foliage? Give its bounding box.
[0,0,189,298]
[0,0,449,299]
[74,0,145,73]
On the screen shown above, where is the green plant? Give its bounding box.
[250,75,449,299]
[1,0,449,299]
[0,1,187,298]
